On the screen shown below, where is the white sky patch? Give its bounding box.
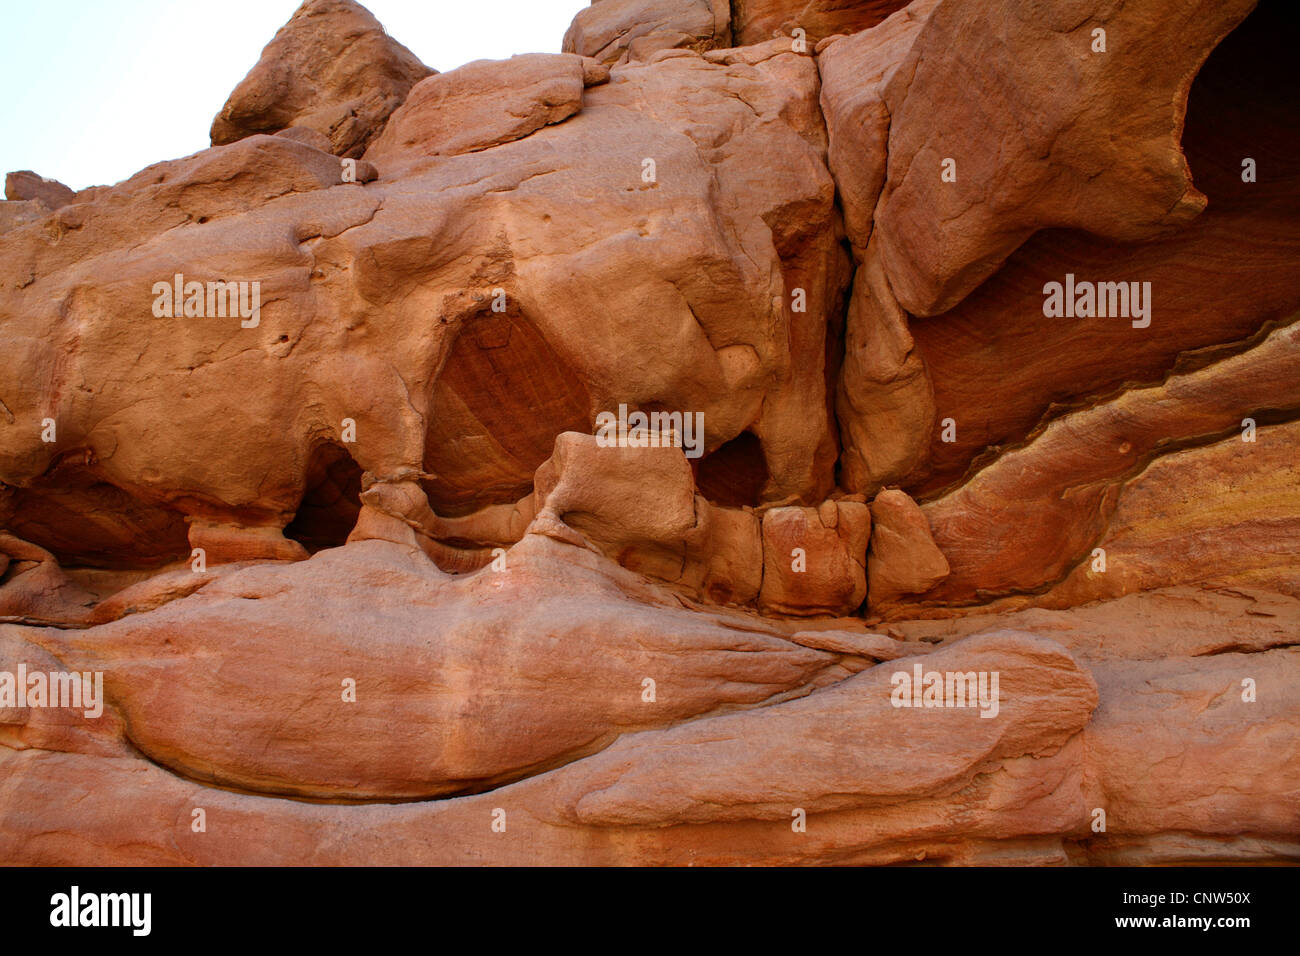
[0,0,588,190]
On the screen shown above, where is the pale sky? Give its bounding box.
[0,0,589,191]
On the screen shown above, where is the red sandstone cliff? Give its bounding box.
[0,0,1296,866]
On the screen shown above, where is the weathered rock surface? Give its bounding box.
[835,240,934,494]
[21,538,842,800]
[901,4,1300,496]
[818,2,936,494]
[755,501,866,615]
[210,0,433,157]
[4,170,75,209]
[563,0,731,65]
[865,0,1257,317]
[5,588,1294,865]
[0,45,847,577]
[866,488,946,608]
[554,629,1097,826]
[884,314,1300,618]
[1,0,1296,867]
[733,0,909,46]
[0,199,51,236]
[365,54,599,169]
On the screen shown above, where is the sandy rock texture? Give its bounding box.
[210,0,433,157]
[0,0,1295,865]
[563,0,732,65]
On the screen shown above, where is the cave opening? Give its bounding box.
[1182,0,1299,206]
[693,430,770,508]
[283,443,364,554]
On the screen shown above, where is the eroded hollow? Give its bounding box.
[284,443,363,554]
[694,430,770,508]
[3,465,190,570]
[423,308,591,517]
[905,0,1300,499]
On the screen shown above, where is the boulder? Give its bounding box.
[563,0,731,65]
[4,170,75,209]
[209,0,433,157]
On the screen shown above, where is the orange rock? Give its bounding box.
[0,198,51,234]
[758,502,869,615]
[867,489,948,608]
[836,242,935,495]
[210,0,432,157]
[32,537,840,801]
[0,0,1296,868]
[733,0,911,46]
[899,315,1300,616]
[903,3,1300,496]
[870,0,1255,317]
[365,54,591,172]
[2,589,1296,864]
[563,0,731,65]
[4,170,75,209]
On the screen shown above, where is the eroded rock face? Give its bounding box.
[901,3,1300,497]
[563,0,732,65]
[758,501,869,615]
[209,0,433,157]
[866,488,946,608]
[733,0,910,46]
[0,199,51,235]
[4,171,75,210]
[28,537,841,801]
[864,0,1257,317]
[0,44,848,575]
[365,54,600,168]
[818,1,937,495]
[890,315,1300,618]
[1,0,1296,866]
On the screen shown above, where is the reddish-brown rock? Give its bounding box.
[4,170,75,209]
[835,241,935,494]
[1,0,1296,868]
[869,0,1256,317]
[563,0,731,65]
[27,537,840,801]
[818,4,937,494]
[867,488,947,608]
[0,198,51,235]
[365,54,596,171]
[733,0,910,46]
[758,501,869,615]
[210,0,433,157]
[901,5,1300,496]
[0,49,848,577]
[890,314,1300,617]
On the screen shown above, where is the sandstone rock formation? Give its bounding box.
[733,0,909,46]
[0,0,1295,866]
[4,171,75,210]
[563,0,732,64]
[866,488,946,607]
[210,0,433,157]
